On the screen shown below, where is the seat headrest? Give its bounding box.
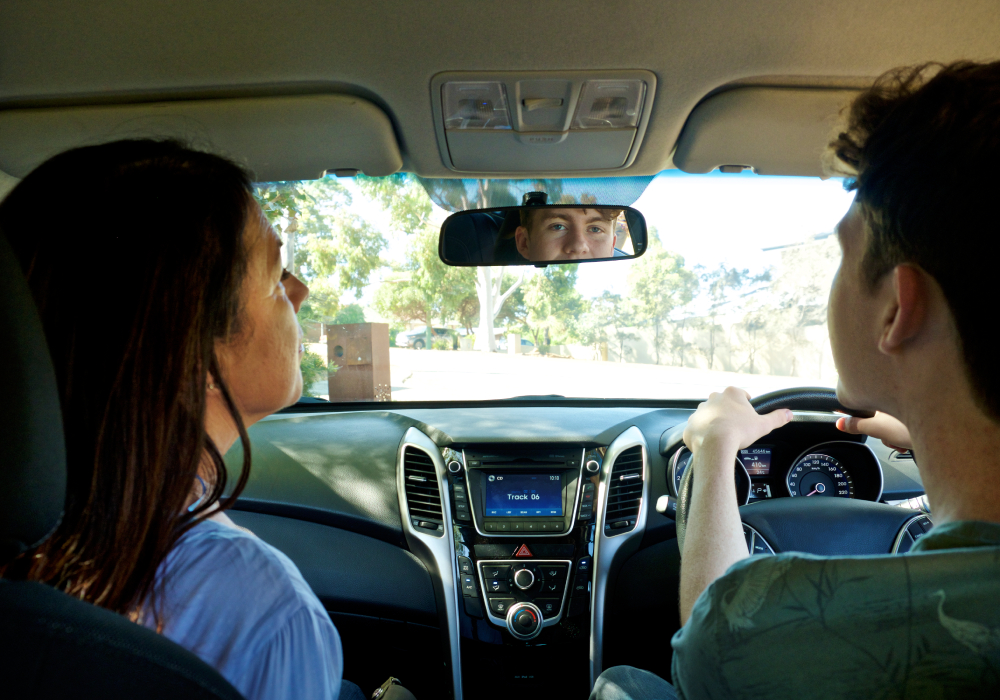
[0,232,66,565]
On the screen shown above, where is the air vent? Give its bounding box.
[403,446,443,534]
[604,445,643,535]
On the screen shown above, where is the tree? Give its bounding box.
[697,264,771,370]
[373,226,477,347]
[519,265,585,350]
[254,179,386,321]
[578,292,638,362]
[626,230,698,364]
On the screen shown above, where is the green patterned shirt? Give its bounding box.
[671,521,1000,699]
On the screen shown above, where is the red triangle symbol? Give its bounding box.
[514,544,533,558]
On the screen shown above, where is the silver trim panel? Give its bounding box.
[476,558,573,629]
[590,426,650,689]
[462,448,586,538]
[743,523,775,554]
[397,428,462,700]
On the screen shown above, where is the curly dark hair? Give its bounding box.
[825,61,1000,420]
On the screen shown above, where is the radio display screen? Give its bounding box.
[484,473,563,517]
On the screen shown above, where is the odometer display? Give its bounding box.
[786,453,855,498]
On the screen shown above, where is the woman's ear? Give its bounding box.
[879,264,929,354]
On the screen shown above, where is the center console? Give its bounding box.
[447,445,600,699]
[399,426,650,700]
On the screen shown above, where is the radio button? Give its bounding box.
[511,522,525,532]
[484,521,496,532]
[524,522,541,532]
[488,597,515,615]
[496,521,510,531]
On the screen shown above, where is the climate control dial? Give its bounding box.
[513,568,535,590]
[506,602,542,640]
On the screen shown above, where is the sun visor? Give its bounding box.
[0,94,403,182]
[672,87,859,177]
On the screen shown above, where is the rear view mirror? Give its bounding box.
[439,204,647,266]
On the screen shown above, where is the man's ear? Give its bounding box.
[514,226,530,257]
[879,264,928,354]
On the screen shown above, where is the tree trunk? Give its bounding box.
[475,267,497,352]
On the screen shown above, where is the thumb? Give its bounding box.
[837,416,868,434]
[761,408,793,433]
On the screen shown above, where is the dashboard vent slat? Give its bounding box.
[403,446,443,529]
[604,445,643,534]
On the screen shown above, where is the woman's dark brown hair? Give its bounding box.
[0,139,254,620]
[825,61,1000,420]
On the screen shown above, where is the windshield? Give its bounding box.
[254,170,854,403]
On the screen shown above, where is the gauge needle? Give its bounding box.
[805,488,819,497]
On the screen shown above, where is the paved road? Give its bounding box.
[309,348,831,402]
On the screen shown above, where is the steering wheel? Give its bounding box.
[673,388,919,556]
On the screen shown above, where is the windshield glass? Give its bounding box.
[254,170,854,403]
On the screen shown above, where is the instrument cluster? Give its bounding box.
[668,438,884,505]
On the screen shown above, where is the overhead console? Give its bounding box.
[431,70,656,173]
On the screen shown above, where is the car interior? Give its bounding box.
[2,2,996,698]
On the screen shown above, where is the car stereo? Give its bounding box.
[462,447,588,537]
[483,472,564,517]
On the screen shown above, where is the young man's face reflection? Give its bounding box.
[514,208,619,261]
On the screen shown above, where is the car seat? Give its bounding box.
[0,232,245,700]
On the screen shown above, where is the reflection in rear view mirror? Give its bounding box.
[439,203,647,267]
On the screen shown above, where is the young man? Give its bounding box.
[593,61,1000,698]
[514,207,623,261]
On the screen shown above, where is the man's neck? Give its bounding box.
[904,387,1000,524]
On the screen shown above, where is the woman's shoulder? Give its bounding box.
[155,515,325,635]
[151,515,343,699]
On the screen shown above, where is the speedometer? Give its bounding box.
[786,453,855,498]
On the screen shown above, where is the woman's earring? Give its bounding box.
[207,381,218,391]
[188,475,208,513]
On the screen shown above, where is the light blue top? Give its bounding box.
[141,518,344,700]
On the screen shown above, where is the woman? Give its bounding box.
[0,140,365,700]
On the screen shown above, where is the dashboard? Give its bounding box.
[225,403,927,700]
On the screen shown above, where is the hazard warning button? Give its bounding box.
[514,544,533,558]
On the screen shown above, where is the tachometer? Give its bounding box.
[786,453,855,498]
[670,447,751,505]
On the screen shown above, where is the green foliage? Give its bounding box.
[578,291,639,362]
[627,229,699,363]
[254,179,386,322]
[299,350,328,397]
[332,303,366,324]
[432,336,452,351]
[520,266,585,348]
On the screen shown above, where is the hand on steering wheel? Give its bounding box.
[683,387,792,455]
[836,411,912,451]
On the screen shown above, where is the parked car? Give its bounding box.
[496,336,536,352]
[395,326,456,350]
